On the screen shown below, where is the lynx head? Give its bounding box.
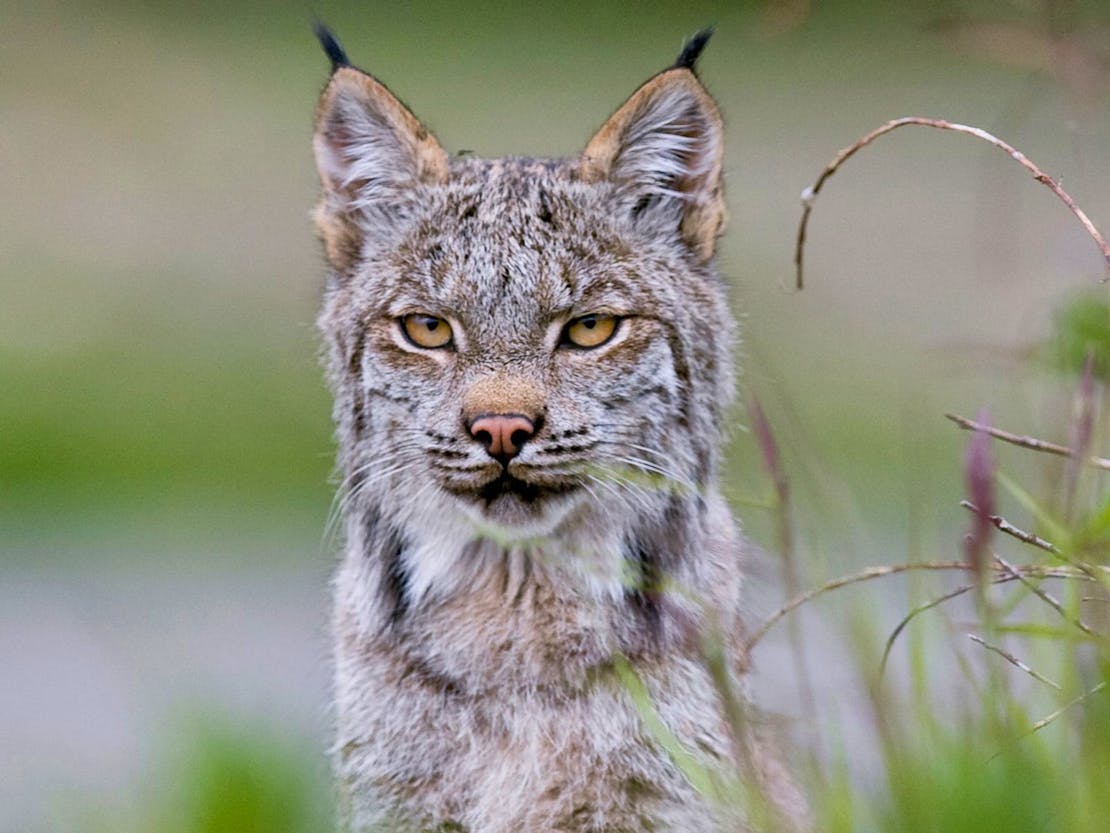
[313,28,734,551]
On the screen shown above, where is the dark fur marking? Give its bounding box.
[624,535,663,629]
[537,189,554,225]
[694,446,711,485]
[348,330,367,435]
[631,194,658,222]
[553,426,590,440]
[425,430,457,444]
[624,775,664,801]
[511,555,533,608]
[347,330,366,379]
[341,468,370,523]
[350,395,366,438]
[658,320,693,417]
[381,524,412,627]
[664,493,685,527]
[538,442,596,455]
[397,651,464,698]
[313,21,350,70]
[427,447,468,460]
[367,388,412,406]
[674,27,714,72]
[603,384,669,408]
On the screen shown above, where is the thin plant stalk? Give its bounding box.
[793,117,1110,289]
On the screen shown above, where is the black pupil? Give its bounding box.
[424,318,439,332]
[581,317,596,330]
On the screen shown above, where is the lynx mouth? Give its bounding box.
[441,469,582,519]
[479,472,543,504]
[479,471,582,505]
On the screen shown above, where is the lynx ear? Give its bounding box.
[313,64,448,270]
[581,60,725,262]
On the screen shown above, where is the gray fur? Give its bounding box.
[312,40,808,833]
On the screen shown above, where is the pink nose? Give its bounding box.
[467,413,536,464]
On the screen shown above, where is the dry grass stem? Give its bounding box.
[1027,681,1108,734]
[745,561,965,653]
[946,413,1110,471]
[960,501,1061,554]
[794,116,1110,289]
[966,633,1062,691]
[879,583,983,678]
[876,566,1103,679]
[988,681,1110,762]
[743,561,1101,654]
[992,552,1100,640]
[747,396,822,763]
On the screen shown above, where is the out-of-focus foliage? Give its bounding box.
[876,705,1110,833]
[1049,293,1110,381]
[78,717,334,833]
[159,721,331,833]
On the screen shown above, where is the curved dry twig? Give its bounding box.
[877,567,1101,679]
[744,561,1107,656]
[947,413,1110,472]
[744,561,970,654]
[743,560,1043,654]
[794,117,1110,289]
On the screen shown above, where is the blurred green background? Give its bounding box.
[3,1,1109,831]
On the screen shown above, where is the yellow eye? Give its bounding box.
[562,313,620,349]
[400,314,453,349]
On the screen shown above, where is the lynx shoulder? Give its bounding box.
[310,24,808,833]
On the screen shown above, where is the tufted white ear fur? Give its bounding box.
[313,67,448,270]
[581,69,725,262]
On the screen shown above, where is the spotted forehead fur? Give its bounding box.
[341,155,710,350]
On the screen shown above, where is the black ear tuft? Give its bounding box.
[313,20,350,71]
[673,26,714,71]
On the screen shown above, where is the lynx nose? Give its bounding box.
[468,413,536,464]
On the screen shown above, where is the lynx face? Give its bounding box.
[314,43,733,549]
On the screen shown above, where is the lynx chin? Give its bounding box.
[310,24,809,833]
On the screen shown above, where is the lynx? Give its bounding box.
[311,25,807,833]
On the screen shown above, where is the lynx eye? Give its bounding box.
[561,313,620,349]
[400,314,453,349]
